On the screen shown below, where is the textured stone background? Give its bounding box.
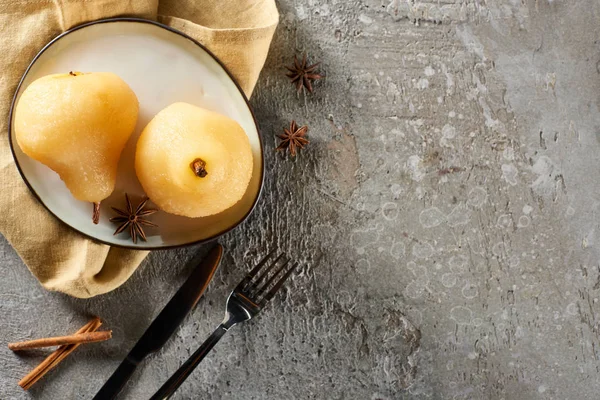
[2,0,600,399]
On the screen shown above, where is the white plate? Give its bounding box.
[8,18,264,249]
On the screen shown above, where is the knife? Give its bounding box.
[93,244,223,400]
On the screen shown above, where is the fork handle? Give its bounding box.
[150,324,228,400]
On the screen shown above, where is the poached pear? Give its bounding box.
[14,72,139,223]
[135,102,253,218]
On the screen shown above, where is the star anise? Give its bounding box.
[110,194,157,244]
[285,54,323,93]
[276,121,309,157]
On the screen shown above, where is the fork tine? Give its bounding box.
[235,251,278,290]
[253,259,291,298]
[260,263,299,304]
[247,253,286,290]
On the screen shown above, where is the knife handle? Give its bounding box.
[150,324,228,400]
[93,358,138,400]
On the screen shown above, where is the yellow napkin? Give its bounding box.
[0,0,278,298]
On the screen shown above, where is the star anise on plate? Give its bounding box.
[276,121,309,157]
[285,54,323,93]
[110,194,158,244]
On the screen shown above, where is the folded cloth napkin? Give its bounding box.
[0,0,278,298]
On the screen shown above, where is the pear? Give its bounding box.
[135,102,253,218]
[14,72,139,222]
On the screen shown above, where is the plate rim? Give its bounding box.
[7,17,265,250]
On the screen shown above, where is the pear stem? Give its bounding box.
[92,202,100,224]
[190,158,208,178]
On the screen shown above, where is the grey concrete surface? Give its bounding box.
[2,0,600,399]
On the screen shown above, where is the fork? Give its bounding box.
[150,252,298,400]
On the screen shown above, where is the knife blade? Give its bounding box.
[93,244,223,400]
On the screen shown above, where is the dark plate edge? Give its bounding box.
[7,17,265,251]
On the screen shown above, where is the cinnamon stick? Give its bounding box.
[9,330,111,351]
[18,317,102,390]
